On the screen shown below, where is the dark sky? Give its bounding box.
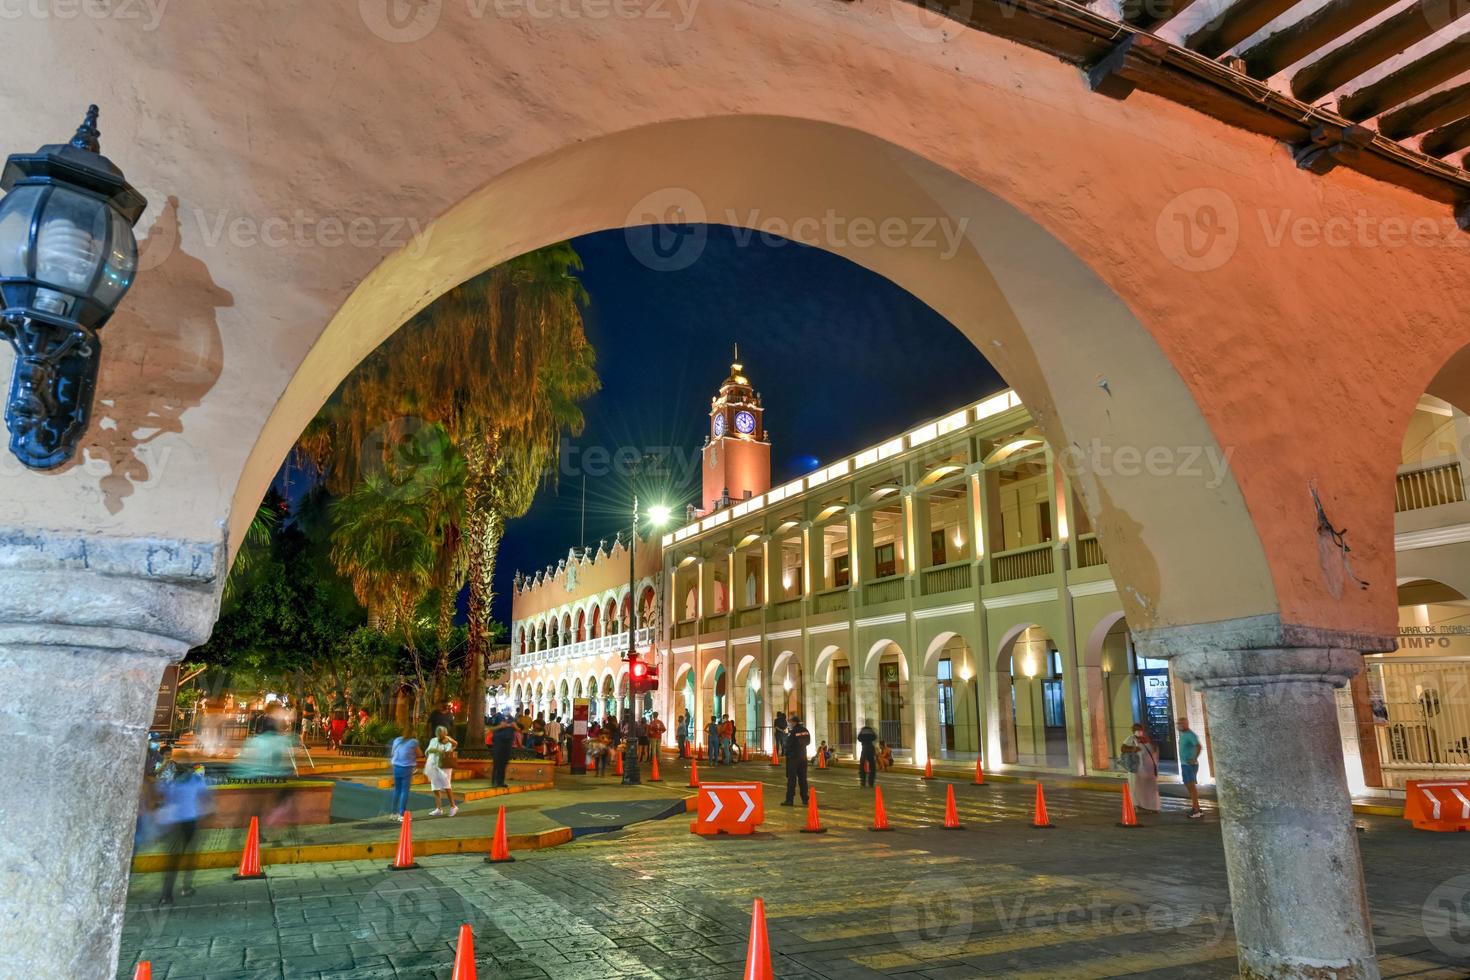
[493,225,1001,624]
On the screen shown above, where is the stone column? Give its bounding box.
[0,530,223,980]
[1150,621,1388,980]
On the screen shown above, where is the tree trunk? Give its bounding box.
[465,504,502,746]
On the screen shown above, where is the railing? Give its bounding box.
[703,612,729,633]
[736,606,763,629]
[992,542,1054,583]
[675,619,697,639]
[516,627,656,666]
[879,719,905,750]
[1396,459,1466,513]
[813,588,850,614]
[921,562,971,596]
[863,574,906,605]
[1077,533,1106,568]
[770,598,804,622]
[1370,657,1470,769]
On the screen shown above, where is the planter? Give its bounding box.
[200,780,335,828]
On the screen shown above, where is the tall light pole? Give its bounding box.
[621,484,670,785]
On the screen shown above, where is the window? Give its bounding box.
[874,543,896,579]
[937,658,955,751]
[833,554,851,588]
[1042,679,1066,728]
[931,528,947,567]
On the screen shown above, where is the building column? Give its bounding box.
[1148,621,1385,980]
[0,531,223,980]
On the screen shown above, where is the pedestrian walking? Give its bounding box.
[425,725,459,817]
[388,730,420,821]
[157,763,211,905]
[856,719,878,787]
[489,713,515,788]
[706,716,720,765]
[1178,716,1204,819]
[1121,723,1160,813]
[773,711,787,761]
[545,715,563,761]
[781,715,812,806]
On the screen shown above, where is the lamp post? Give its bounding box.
[0,105,147,468]
[621,491,671,785]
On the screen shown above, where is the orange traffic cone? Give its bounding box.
[1032,782,1054,829]
[688,759,700,788]
[649,751,663,782]
[743,898,774,980]
[973,758,986,786]
[615,751,624,776]
[451,923,476,980]
[132,962,152,980]
[923,759,934,780]
[698,743,705,761]
[816,751,827,770]
[870,785,893,831]
[485,805,515,863]
[800,790,827,834]
[942,784,964,830]
[769,746,781,766]
[1117,782,1139,829]
[388,811,421,869]
[233,815,266,880]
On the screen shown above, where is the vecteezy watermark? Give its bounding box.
[1157,187,1470,272]
[1054,439,1235,490]
[558,442,702,485]
[355,873,479,945]
[130,195,434,272]
[622,187,971,272]
[1423,873,1470,959]
[0,0,170,29]
[891,875,974,954]
[991,896,1233,945]
[359,0,698,42]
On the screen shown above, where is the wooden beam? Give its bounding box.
[1121,0,1197,31]
[1422,116,1470,157]
[1088,33,1171,99]
[1378,80,1470,138]
[1338,32,1470,120]
[1241,0,1397,80]
[1291,0,1470,102]
[1186,0,1302,59]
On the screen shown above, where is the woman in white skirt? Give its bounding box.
[424,725,459,816]
[1121,722,1161,813]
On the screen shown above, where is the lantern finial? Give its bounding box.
[70,105,100,154]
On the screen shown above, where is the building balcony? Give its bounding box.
[862,573,906,605]
[511,627,654,669]
[1396,458,1466,513]
[920,560,973,596]
[812,586,850,614]
[991,542,1054,583]
[769,596,804,624]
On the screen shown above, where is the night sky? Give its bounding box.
[278,225,1003,626]
[494,225,1001,624]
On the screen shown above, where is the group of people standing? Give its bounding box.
[1121,716,1204,819]
[387,724,461,821]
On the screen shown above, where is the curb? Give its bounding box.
[131,825,573,873]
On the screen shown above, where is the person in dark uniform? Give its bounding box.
[856,719,878,788]
[781,715,812,806]
[489,712,515,788]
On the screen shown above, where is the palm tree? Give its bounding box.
[302,243,600,741]
[399,424,469,704]
[222,499,281,604]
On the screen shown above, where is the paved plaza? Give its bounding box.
[119,764,1470,979]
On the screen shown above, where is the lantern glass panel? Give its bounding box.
[92,205,138,310]
[33,186,107,319]
[0,184,42,280]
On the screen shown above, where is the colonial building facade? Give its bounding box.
[511,363,1470,797]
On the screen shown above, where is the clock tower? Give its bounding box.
[702,345,771,514]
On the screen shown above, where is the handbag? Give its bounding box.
[1119,749,1140,773]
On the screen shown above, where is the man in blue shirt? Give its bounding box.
[158,764,211,904]
[389,733,420,821]
[1177,717,1204,819]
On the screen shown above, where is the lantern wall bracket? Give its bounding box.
[0,311,100,469]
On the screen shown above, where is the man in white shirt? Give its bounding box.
[545,717,564,760]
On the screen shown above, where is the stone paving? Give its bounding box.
[118,762,1470,979]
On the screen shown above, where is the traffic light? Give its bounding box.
[629,656,660,694]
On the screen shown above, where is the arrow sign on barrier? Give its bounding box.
[692,782,764,836]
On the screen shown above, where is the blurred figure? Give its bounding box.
[328,699,349,750]
[857,720,878,787]
[235,718,298,835]
[489,712,515,788]
[157,763,212,905]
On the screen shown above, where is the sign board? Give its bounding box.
[570,698,589,775]
[150,664,180,735]
[1404,779,1470,832]
[691,782,764,836]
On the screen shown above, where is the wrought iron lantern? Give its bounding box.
[0,105,147,469]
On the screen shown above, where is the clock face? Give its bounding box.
[712,413,726,437]
[734,411,756,435]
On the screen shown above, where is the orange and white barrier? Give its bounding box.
[1404,779,1470,832]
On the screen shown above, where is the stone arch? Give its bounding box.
[574,608,586,643]
[1083,610,1130,772]
[994,624,1068,770]
[922,631,981,762]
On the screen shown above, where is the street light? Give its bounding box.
[622,486,671,785]
[0,106,147,468]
